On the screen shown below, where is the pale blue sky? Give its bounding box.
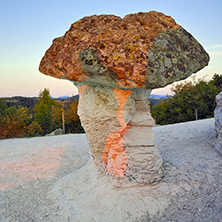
[0,0,221,97]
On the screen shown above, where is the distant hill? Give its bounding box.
[149,94,167,99]
[54,96,70,100]
[0,94,166,110]
[54,95,79,106]
[149,94,167,106]
[1,96,39,110]
[54,95,79,101]
[0,95,80,110]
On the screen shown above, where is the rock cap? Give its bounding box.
[39,11,209,90]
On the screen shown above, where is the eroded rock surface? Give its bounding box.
[78,86,163,183]
[39,11,209,184]
[40,11,209,90]
[1,119,221,222]
[214,92,222,154]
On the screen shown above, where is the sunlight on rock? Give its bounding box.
[0,147,64,190]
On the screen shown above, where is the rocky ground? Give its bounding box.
[151,119,222,222]
[0,135,90,222]
[0,118,221,222]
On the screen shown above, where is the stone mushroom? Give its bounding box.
[39,11,209,184]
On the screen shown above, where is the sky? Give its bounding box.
[0,0,222,97]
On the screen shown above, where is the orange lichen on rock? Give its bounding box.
[103,88,132,177]
[78,85,88,101]
[39,11,182,89]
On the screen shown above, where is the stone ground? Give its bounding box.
[151,119,222,222]
[0,118,221,222]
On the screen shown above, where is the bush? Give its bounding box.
[151,74,222,125]
[26,121,42,137]
[0,106,30,139]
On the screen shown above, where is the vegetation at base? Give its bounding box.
[0,89,84,139]
[151,74,222,125]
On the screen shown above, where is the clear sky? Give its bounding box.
[1,0,221,97]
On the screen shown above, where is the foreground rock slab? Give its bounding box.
[39,11,209,184]
[1,119,221,222]
[47,119,220,221]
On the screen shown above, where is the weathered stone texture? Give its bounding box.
[146,28,209,88]
[78,85,164,183]
[39,11,209,90]
[39,11,209,184]
[214,92,222,155]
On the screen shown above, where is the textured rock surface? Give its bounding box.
[214,92,222,154]
[2,119,221,222]
[78,86,163,183]
[39,11,209,183]
[39,11,209,89]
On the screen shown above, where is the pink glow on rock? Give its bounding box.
[0,147,64,191]
[103,88,132,177]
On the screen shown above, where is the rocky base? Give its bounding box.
[47,157,208,222]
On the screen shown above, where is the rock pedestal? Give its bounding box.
[78,85,164,183]
[214,92,222,155]
[39,11,209,184]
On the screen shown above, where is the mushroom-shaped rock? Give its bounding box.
[39,11,209,184]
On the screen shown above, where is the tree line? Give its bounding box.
[4,96,39,110]
[151,74,222,125]
[0,89,84,139]
[1,74,221,138]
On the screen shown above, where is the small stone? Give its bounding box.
[214,91,222,155]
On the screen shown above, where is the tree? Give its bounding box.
[26,121,42,137]
[0,106,30,139]
[34,88,55,135]
[0,99,7,116]
[64,99,84,133]
[51,102,64,129]
[151,74,222,125]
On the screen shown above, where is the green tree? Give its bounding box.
[51,102,64,129]
[34,88,55,135]
[64,99,84,133]
[151,74,222,125]
[0,99,7,116]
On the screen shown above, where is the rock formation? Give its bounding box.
[39,11,209,184]
[214,92,222,155]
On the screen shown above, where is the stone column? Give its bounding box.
[78,85,164,184]
[123,89,164,183]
